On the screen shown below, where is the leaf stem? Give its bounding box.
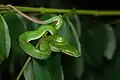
[0,4,120,16]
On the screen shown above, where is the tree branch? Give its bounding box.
[0,4,120,16]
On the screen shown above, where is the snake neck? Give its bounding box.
[39,16,64,30]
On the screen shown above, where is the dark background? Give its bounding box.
[0,0,119,80]
[0,0,119,9]
[0,0,119,22]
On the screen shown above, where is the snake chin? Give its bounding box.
[63,51,80,57]
[61,45,81,57]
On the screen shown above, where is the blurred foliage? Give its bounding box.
[0,8,119,80]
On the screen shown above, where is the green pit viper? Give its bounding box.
[7,5,81,60]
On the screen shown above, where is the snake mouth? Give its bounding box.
[64,52,80,57]
[62,49,80,57]
[60,45,81,57]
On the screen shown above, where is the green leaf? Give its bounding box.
[66,15,81,38]
[103,24,116,60]
[45,54,62,80]
[24,58,53,80]
[24,54,62,80]
[24,60,35,80]
[23,14,62,80]
[65,15,81,52]
[3,13,26,55]
[33,59,52,80]
[58,16,80,49]
[0,14,11,61]
[58,15,83,80]
[103,22,120,80]
[104,51,120,80]
[82,22,116,65]
[40,14,63,80]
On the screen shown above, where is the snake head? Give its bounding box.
[62,45,81,57]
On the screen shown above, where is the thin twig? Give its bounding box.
[16,57,31,80]
[16,33,47,80]
[6,4,43,24]
[0,4,120,16]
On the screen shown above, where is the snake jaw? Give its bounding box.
[16,8,80,59]
[61,45,81,57]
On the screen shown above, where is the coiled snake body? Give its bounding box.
[6,5,80,59]
[19,16,80,60]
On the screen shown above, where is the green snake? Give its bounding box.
[19,16,80,59]
[7,5,80,59]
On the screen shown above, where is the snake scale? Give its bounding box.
[7,5,81,60]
